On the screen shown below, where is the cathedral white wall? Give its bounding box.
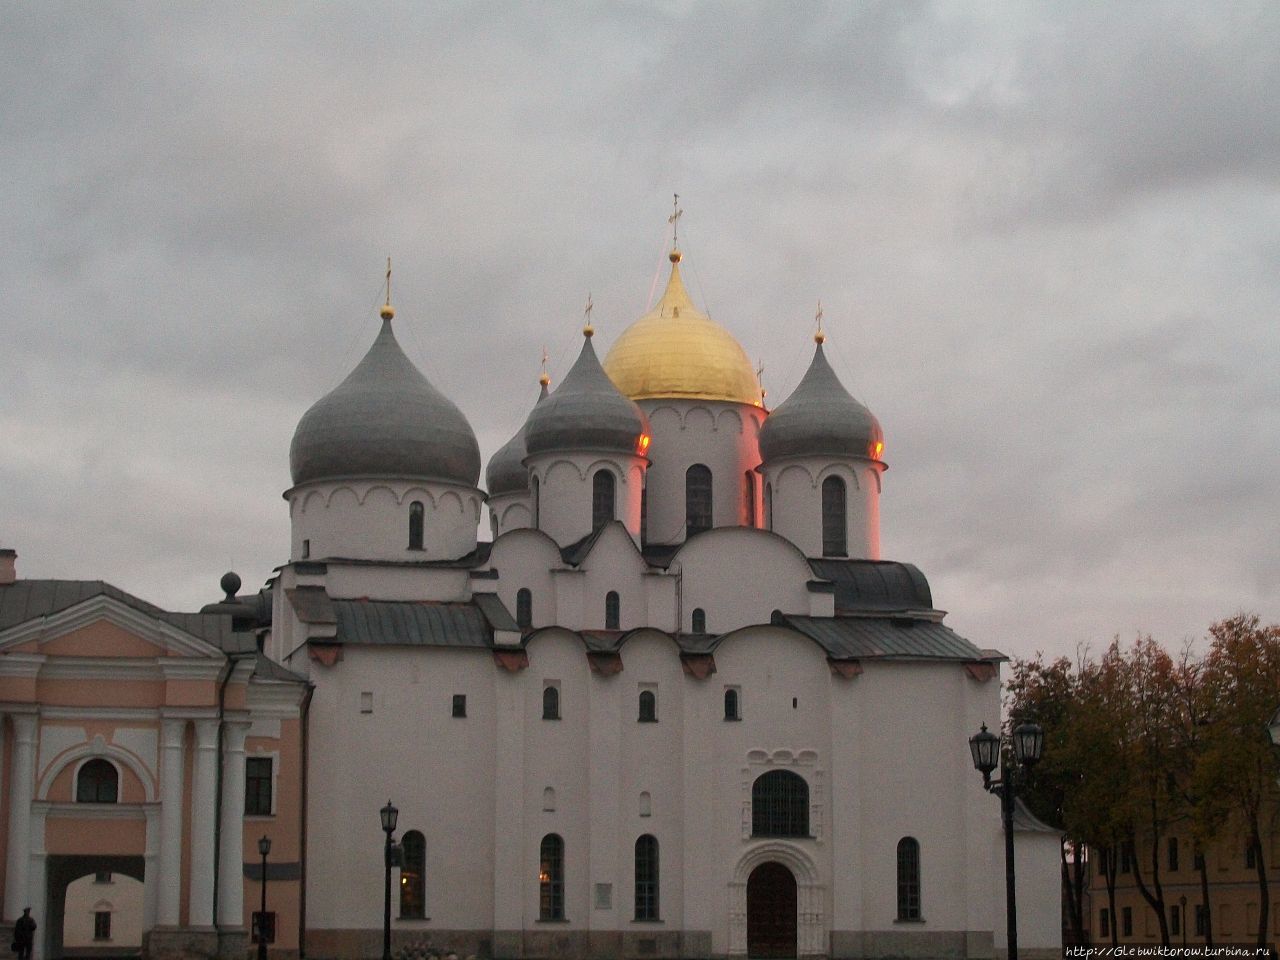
[488,530,563,629]
[295,604,1016,952]
[995,829,1064,954]
[489,491,533,538]
[762,458,883,560]
[289,479,482,563]
[638,401,764,545]
[527,454,645,546]
[303,647,497,931]
[669,528,813,632]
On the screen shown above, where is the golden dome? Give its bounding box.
[602,254,762,406]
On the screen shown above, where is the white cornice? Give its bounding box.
[0,653,46,678]
[0,594,225,659]
[157,659,226,681]
[40,801,158,821]
[38,658,161,681]
[38,706,159,721]
[245,683,307,716]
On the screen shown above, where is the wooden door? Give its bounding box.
[747,861,797,958]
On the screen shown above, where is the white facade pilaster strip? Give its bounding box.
[217,719,252,928]
[157,718,187,926]
[4,713,38,921]
[189,718,220,926]
[143,806,160,931]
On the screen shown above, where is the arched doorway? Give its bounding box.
[746,861,796,958]
[47,856,145,960]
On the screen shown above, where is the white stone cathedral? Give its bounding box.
[264,243,1062,960]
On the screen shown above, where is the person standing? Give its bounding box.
[12,908,35,960]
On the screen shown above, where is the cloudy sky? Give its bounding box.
[3,2,1277,663]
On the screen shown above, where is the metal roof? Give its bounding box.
[331,599,493,647]
[758,342,882,463]
[486,382,547,496]
[289,317,481,487]
[775,613,986,661]
[524,336,650,458]
[807,559,933,613]
[0,580,249,653]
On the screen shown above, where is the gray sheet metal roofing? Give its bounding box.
[775,613,986,661]
[0,580,251,653]
[331,599,493,647]
[806,559,933,613]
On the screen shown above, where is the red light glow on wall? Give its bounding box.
[871,440,884,458]
[637,434,651,454]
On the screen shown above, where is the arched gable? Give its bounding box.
[40,739,156,803]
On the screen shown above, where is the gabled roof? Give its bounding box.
[0,580,252,653]
[774,613,987,662]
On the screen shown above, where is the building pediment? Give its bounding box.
[0,591,228,661]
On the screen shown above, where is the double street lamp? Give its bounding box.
[969,721,1044,960]
[380,800,400,960]
[256,835,272,960]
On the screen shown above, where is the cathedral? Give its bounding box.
[0,235,1061,959]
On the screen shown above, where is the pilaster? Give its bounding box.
[4,712,38,921]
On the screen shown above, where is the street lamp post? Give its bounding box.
[257,835,272,960]
[969,721,1044,960]
[380,800,400,960]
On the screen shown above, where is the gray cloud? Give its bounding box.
[2,1,1277,662]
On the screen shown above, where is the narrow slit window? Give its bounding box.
[691,608,706,633]
[638,690,657,723]
[634,834,659,921]
[539,834,565,920]
[409,500,425,550]
[896,836,921,920]
[543,685,560,720]
[724,688,740,721]
[821,476,847,556]
[516,588,533,630]
[685,464,712,537]
[592,471,616,530]
[605,591,620,630]
[400,830,426,918]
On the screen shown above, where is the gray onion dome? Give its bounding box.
[485,381,548,496]
[290,316,481,487]
[524,334,651,457]
[759,343,884,463]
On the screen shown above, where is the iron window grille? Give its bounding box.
[750,770,809,837]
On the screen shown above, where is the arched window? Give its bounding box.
[764,482,773,531]
[724,688,740,721]
[897,837,921,920]
[743,471,756,527]
[400,830,425,918]
[638,690,657,723]
[691,608,706,633]
[539,834,564,920]
[542,685,560,720]
[685,464,712,537]
[821,476,847,556]
[592,470,616,530]
[76,759,118,803]
[751,770,809,837]
[542,787,556,812]
[408,501,424,550]
[516,588,533,630]
[532,475,540,528]
[635,834,659,920]
[605,591,620,630]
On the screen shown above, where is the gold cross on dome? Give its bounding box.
[385,257,392,306]
[584,293,593,321]
[668,193,683,248]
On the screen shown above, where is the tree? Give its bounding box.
[1194,615,1280,949]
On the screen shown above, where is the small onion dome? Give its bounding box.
[758,342,884,463]
[602,252,761,406]
[525,334,651,457]
[485,380,549,496]
[290,315,481,487]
